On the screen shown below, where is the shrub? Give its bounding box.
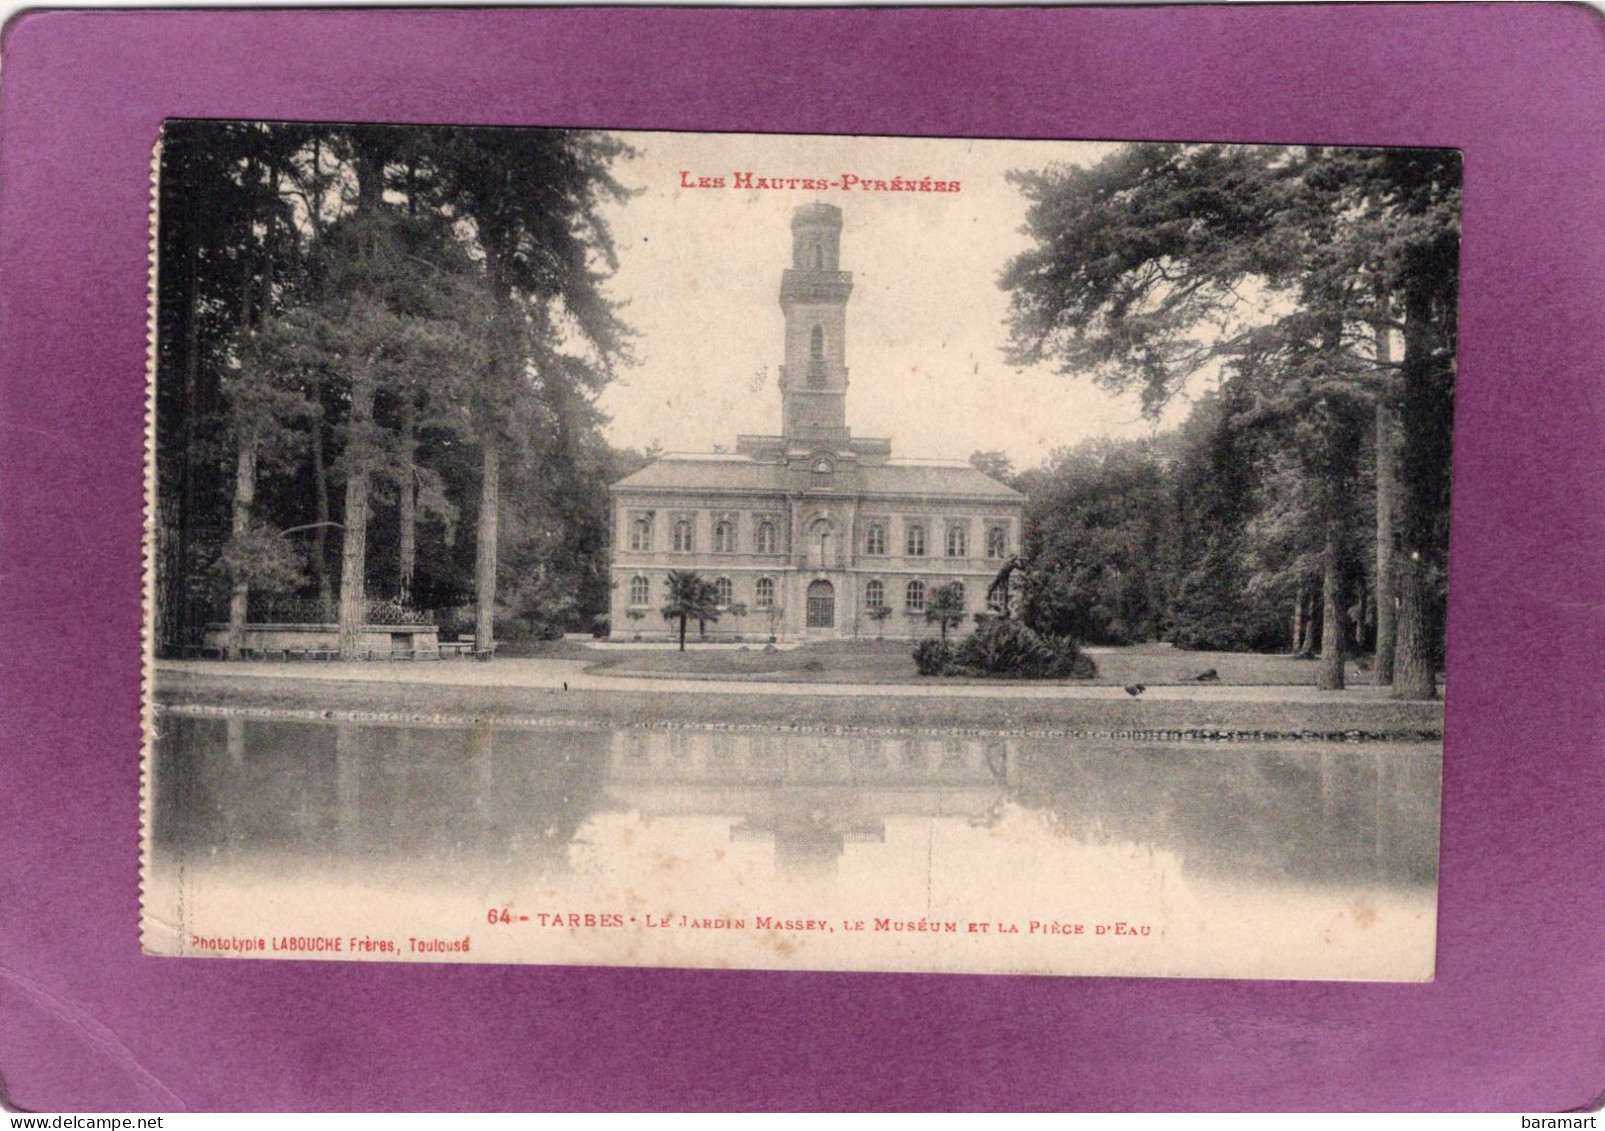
[1067,649,1099,680]
[953,617,1097,680]
[213,527,307,596]
[912,638,953,676]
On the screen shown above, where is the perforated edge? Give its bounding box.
[137,127,166,956]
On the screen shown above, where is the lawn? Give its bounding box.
[585,638,1365,687]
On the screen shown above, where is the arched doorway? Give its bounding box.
[806,579,835,630]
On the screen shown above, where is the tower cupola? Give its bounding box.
[779,204,853,447]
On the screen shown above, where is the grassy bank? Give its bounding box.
[156,669,1443,740]
[580,638,1370,687]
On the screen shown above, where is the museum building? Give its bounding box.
[608,203,1024,642]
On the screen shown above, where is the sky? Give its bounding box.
[594,130,1192,470]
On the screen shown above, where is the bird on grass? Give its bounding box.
[1192,668,1220,683]
[1124,683,1146,697]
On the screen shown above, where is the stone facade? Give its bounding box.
[608,204,1023,642]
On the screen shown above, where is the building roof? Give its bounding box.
[612,453,1023,501]
[861,462,1023,499]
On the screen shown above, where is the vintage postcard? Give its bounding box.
[142,125,1453,980]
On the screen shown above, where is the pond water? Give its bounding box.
[144,710,1441,980]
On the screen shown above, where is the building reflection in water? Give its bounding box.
[152,713,1439,892]
[609,730,1018,878]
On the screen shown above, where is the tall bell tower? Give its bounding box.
[779,204,854,448]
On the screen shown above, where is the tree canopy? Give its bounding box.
[1000,143,1458,696]
[153,121,637,656]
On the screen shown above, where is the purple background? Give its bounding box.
[1,5,1601,1112]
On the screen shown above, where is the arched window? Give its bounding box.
[715,577,733,607]
[951,581,965,607]
[905,580,926,612]
[808,325,826,386]
[756,521,777,554]
[629,576,650,606]
[905,524,926,557]
[812,241,824,270]
[987,525,1008,559]
[865,523,886,556]
[946,525,968,558]
[714,521,735,553]
[673,519,694,553]
[755,576,775,610]
[629,518,651,552]
[865,579,886,609]
[987,587,1005,614]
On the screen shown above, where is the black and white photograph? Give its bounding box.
[144,124,1457,980]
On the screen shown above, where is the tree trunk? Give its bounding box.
[335,137,394,661]
[1290,598,1301,654]
[176,226,202,647]
[398,395,417,603]
[309,372,334,616]
[1296,590,1315,656]
[1317,518,1346,691]
[1374,314,1400,685]
[1312,302,1361,690]
[1392,280,1451,700]
[302,138,334,619]
[225,438,258,660]
[337,364,376,660]
[473,233,519,659]
[474,440,499,651]
[1393,550,1437,699]
[678,614,687,651]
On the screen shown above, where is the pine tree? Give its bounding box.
[1001,143,1457,697]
